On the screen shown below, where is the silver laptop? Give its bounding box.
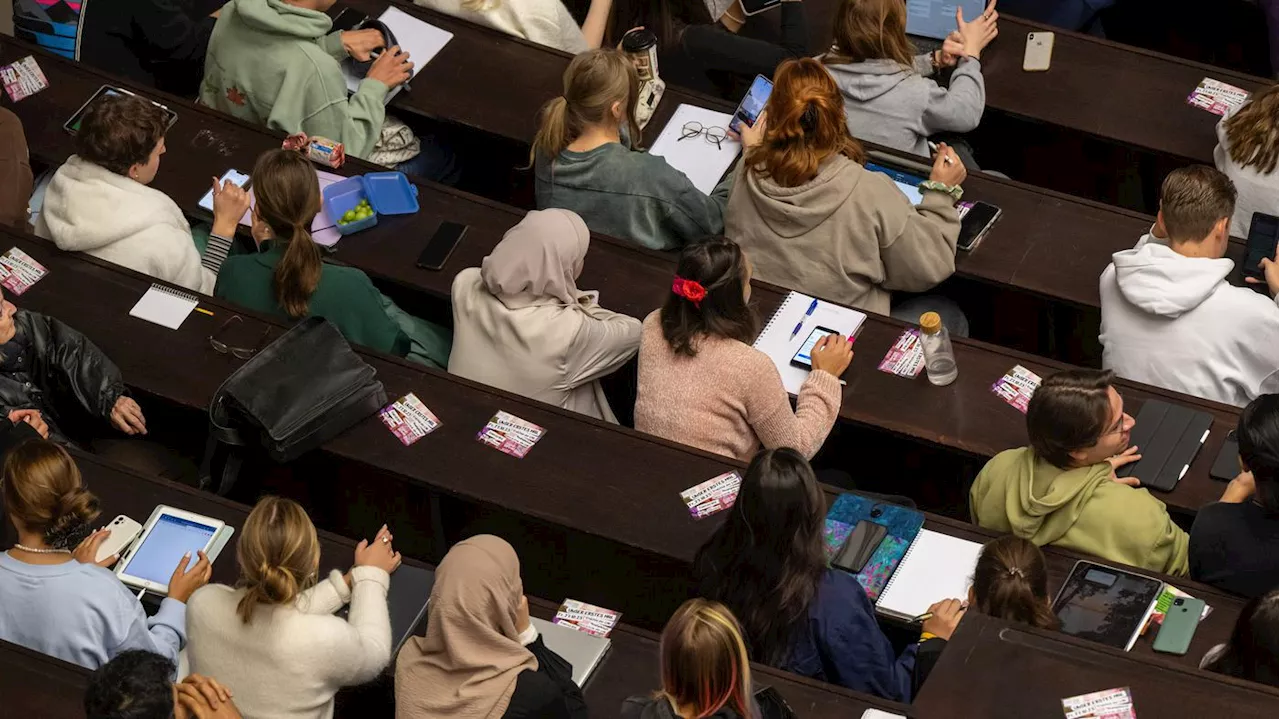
[531,617,611,687]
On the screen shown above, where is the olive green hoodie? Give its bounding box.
[970,447,1189,576]
[200,0,387,158]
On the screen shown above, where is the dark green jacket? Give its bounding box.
[214,242,409,356]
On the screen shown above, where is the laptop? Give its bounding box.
[335,563,435,654]
[905,0,984,42]
[531,617,611,687]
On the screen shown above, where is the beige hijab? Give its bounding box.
[480,208,595,309]
[394,535,538,719]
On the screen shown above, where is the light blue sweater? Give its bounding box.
[0,552,186,669]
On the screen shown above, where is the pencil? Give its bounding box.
[194,307,214,316]
[912,612,933,623]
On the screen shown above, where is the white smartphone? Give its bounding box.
[115,506,225,595]
[1023,32,1055,72]
[95,515,143,564]
[198,168,251,212]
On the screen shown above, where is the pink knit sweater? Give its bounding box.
[634,311,843,462]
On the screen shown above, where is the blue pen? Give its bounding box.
[789,298,820,339]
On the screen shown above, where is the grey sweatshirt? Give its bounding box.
[825,54,985,158]
[534,142,733,251]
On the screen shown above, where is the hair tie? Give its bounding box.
[800,104,818,133]
[671,276,707,308]
[1007,566,1025,579]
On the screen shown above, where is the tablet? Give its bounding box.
[866,162,927,205]
[64,85,179,135]
[115,506,224,595]
[1050,560,1163,651]
[904,0,984,41]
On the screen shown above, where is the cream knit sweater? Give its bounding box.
[185,567,392,719]
[634,311,843,462]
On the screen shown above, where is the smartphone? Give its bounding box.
[790,326,837,369]
[1244,213,1277,279]
[831,520,887,574]
[198,169,251,212]
[95,515,143,564]
[416,221,468,271]
[1210,430,1240,482]
[739,0,782,16]
[729,75,773,134]
[957,201,1001,252]
[1153,597,1206,655]
[1023,32,1054,72]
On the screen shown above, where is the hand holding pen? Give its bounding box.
[916,598,967,641]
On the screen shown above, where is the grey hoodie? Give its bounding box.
[824,54,985,158]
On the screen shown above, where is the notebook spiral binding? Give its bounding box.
[150,283,199,304]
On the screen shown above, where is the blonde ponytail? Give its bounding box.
[528,49,641,168]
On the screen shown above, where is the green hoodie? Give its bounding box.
[200,0,387,158]
[970,447,1189,576]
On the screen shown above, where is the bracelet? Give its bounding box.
[918,180,963,201]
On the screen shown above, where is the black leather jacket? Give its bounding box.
[0,310,127,444]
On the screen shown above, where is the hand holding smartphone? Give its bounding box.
[730,75,773,135]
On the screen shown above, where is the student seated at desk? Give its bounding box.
[693,448,959,701]
[35,93,250,295]
[449,208,641,423]
[216,149,451,369]
[0,440,210,671]
[969,535,1058,630]
[821,0,997,163]
[396,535,587,719]
[85,650,243,719]
[1190,393,1279,599]
[621,599,760,719]
[78,0,221,97]
[186,496,400,719]
[0,108,32,233]
[201,0,457,181]
[1099,165,1279,408]
[1201,590,1278,686]
[634,238,849,462]
[970,368,1190,576]
[724,58,966,325]
[416,0,612,53]
[533,49,746,251]
[1214,84,1278,238]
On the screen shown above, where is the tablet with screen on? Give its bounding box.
[115,506,224,595]
[1050,560,1163,651]
[64,85,178,135]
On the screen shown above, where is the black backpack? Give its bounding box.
[200,317,387,495]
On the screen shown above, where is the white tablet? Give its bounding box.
[115,506,225,595]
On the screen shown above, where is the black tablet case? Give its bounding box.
[1116,400,1213,492]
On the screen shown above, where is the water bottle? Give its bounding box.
[919,312,958,386]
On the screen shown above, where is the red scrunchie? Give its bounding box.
[672,276,707,307]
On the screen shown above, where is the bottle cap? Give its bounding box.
[919,312,942,335]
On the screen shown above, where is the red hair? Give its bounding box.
[745,58,865,188]
[658,599,753,719]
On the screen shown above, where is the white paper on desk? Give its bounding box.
[860,710,907,719]
[235,170,344,247]
[751,291,866,395]
[342,7,454,102]
[647,104,741,195]
[129,284,199,330]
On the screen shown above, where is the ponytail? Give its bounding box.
[530,95,572,167]
[2,439,100,549]
[234,496,320,624]
[528,49,640,168]
[272,221,322,318]
[251,149,324,318]
[972,535,1058,631]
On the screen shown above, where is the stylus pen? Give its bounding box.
[368,49,412,93]
[912,612,932,623]
[137,587,147,601]
[927,141,954,166]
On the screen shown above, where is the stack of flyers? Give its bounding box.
[1061,687,1136,719]
[991,365,1042,414]
[0,56,48,102]
[378,393,440,446]
[477,411,545,458]
[680,471,742,519]
[877,328,924,378]
[0,248,48,295]
[553,599,621,637]
[1142,584,1211,633]
[1187,77,1249,116]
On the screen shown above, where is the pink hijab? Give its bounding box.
[479,209,594,309]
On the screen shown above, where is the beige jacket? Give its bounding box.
[448,267,642,422]
[725,154,959,315]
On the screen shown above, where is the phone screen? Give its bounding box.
[417,221,468,270]
[791,326,835,368]
[198,169,251,212]
[1245,213,1277,278]
[957,201,1000,251]
[729,75,773,134]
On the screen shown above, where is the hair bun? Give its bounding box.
[259,563,300,603]
[42,487,99,549]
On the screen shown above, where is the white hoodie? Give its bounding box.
[35,156,215,294]
[1099,231,1279,407]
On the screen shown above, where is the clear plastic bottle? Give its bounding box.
[919,312,958,386]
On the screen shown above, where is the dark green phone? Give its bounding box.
[1152,597,1206,655]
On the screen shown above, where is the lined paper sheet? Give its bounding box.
[647,104,740,194]
[875,529,984,621]
[751,291,867,395]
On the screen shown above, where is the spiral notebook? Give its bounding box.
[128,284,199,330]
[874,529,984,621]
[752,291,867,395]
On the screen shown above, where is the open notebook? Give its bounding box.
[752,291,867,395]
[874,529,984,621]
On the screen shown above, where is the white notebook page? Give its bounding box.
[647,104,740,195]
[875,529,984,620]
[751,291,867,395]
[128,285,198,330]
[861,710,907,719]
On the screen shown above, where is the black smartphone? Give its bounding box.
[416,221,468,270]
[957,201,1001,252]
[831,520,887,574]
[1244,212,1277,279]
[1210,430,1240,482]
[331,7,366,32]
[789,326,837,370]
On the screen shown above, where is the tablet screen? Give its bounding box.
[123,514,218,586]
[866,162,927,205]
[904,0,984,41]
[1051,562,1163,650]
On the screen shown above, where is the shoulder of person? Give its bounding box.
[184,583,239,612]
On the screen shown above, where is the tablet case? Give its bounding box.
[116,506,235,591]
[823,494,925,601]
[1116,400,1213,492]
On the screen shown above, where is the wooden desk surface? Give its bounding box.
[914,613,1278,718]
